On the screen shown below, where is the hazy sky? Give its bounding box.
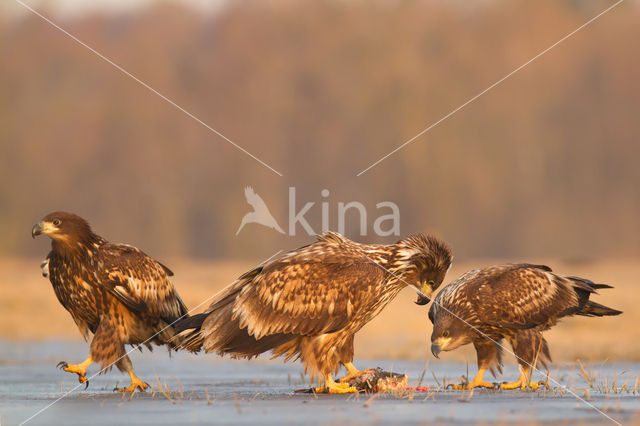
[4,0,228,20]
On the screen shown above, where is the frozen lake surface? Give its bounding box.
[1,341,638,425]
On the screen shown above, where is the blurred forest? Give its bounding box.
[2,0,639,260]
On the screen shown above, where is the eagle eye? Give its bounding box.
[53,219,62,226]
[442,330,450,337]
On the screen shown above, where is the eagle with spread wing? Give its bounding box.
[429,264,622,390]
[175,232,452,393]
[32,212,188,392]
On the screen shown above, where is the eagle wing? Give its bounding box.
[470,264,583,329]
[230,238,387,340]
[97,244,187,321]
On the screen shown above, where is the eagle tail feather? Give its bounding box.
[170,313,208,352]
[566,276,613,291]
[579,300,622,317]
[173,312,208,333]
[202,303,295,356]
[589,283,614,290]
[171,328,205,353]
[171,273,257,353]
[171,300,297,357]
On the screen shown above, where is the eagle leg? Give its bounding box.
[57,356,92,388]
[337,362,366,383]
[500,366,540,391]
[114,370,150,393]
[314,374,358,394]
[450,368,496,390]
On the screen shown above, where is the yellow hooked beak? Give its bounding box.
[430,336,452,358]
[415,281,435,305]
[32,221,56,238]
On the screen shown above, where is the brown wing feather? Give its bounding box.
[468,264,582,329]
[234,257,383,339]
[198,238,386,355]
[97,244,187,321]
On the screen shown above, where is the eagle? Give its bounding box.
[32,212,188,392]
[429,264,622,390]
[175,231,452,393]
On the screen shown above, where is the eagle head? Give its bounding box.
[394,234,452,306]
[32,212,98,249]
[428,305,474,358]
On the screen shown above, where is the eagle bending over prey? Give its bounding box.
[32,212,188,392]
[175,232,452,393]
[429,264,622,390]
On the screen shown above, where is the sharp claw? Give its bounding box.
[84,380,89,390]
[57,361,68,370]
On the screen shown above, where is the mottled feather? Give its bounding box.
[35,212,188,374]
[430,263,622,377]
[176,231,453,378]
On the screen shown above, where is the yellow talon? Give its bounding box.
[451,380,495,390]
[468,380,496,389]
[57,356,92,387]
[115,382,149,393]
[328,385,358,394]
[115,371,149,393]
[338,362,365,383]
[450,369,495,390]
[501,366,540,391]
[314,374,358,394]
[501,380,540,391]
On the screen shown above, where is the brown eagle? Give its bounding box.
[32,212,188,392]
[175,232,452,393]
[429,264,622,390]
